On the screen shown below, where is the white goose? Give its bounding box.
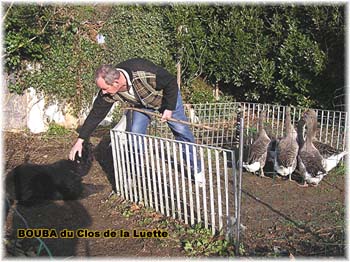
[274,106,299,180]
[243,111,271,177]
[297,109,327,186]
[303,109,347,172]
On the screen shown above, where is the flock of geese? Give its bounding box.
[242,107,347,187]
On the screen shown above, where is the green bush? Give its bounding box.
[101,5,175,72]
[4,4,344,112]
[183,78,215,104]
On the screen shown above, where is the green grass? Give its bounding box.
[332,163,347,177]
[44,123,72,137]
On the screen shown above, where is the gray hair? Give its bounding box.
[95,64,120,85]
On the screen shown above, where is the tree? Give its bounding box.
[164,4,344,108]
[4,4,344,110]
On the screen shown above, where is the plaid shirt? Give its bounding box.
[102,71,163,110]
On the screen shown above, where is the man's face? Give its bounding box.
[96,77,126,95]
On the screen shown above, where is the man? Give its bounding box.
[69,58,204,185]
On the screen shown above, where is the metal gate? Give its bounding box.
[110,129,242,241]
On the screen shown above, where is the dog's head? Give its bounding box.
[73,141,94,176]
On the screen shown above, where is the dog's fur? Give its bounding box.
[5,142,93,209]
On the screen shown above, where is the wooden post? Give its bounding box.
[177,25,183,90]
[177,61,181,89]
[215,82,219,101]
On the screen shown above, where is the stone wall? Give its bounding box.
[3,84,116,133]
[3,86,28,131]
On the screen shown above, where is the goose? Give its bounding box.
[274,106,299,181]
[314,142,347,172]
[243,111,271,177]
[303,109,347,172]
[297,109,327,186]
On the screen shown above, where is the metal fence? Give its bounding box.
[239,102,348,151]
[110,129,242,241]
[110,101,347,254]
[148,102,347,151]
[148,103,240,149]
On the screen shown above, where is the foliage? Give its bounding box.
[165,5,341,107]
[44,122,71,137]
[110,102,124,125]
[331,163,346,177]
[25,29,105,112]
[4,4,345,113]
[113,198,238,257]
[4,5,51,70]
[5,5,108,114]
[181,223,235,256]
[101,5,175,72]
[302,5,345,109]
[182,78,215,104]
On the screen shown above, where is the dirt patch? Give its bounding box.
[3,130,346,258]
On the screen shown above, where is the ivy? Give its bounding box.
[5,5,107,114]
[101,5,174,71]
[4,4,345,112]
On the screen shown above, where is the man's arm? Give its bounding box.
[156,69,178,111]
[69,92,113,160]
[78,92,114,140]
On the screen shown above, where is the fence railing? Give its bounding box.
[148,103,240,149]
[147,102,347,151]
[110,129,241,241]
[239,102,348,151]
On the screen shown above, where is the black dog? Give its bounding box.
[5,142,93,210]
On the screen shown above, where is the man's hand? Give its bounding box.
[161,109,173,122]
[69,138,84,160]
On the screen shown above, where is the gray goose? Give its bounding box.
[303,109,347,172]
[297,109,327,186]
[243,111,271,177]
[274,106,299,180]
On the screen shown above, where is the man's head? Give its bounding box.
[95,65,127,94]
